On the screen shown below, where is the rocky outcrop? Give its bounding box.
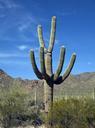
[0,69,95,98]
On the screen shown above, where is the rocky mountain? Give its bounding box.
[0,69,13,87]
[0,69,95,98]
[54,73,95,98]
[0,69,43,87]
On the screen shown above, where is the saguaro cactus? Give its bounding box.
[30,16,76,113]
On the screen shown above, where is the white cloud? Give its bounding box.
[0,59,27,64]
[0,53,18,58]
[18,16,37,32]
[55,39,59,44]
[87,62,92,65]
[0,1,38,43]
[18,45,29,51]
[41,38,59,45]
[19,24,29,32]
[18,20,32,32]
[0,34,35,42]
[0,0,21,9]
[0,53,27,58]
[34,47,39,51]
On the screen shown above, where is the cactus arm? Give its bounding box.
[45,52,53,77]
[48,16,56,52]
[54,46,65,81]
[61,53,76,81]
[40,47,47,77]
[30,49,43,79]
[37,25,45,48]
[54,53,76,84]
[54,76,63,84]
[40,47,50,80]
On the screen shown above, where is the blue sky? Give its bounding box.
[0,0,95,79]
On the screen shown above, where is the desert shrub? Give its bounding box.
[0,83,30,128]
[0,82,43,128]
[47,98,95,128]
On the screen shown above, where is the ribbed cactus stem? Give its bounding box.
[48,16,56,52]
[62,53,76,81]
[54,46,65,81]
[45,52,53,76]
[44,80,53,113]
[30,49,43,79]
[40,47,46,75]
[38,25,45,48]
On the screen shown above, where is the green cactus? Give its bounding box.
[30,16,76,113]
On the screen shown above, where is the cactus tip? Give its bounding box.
[62,45,65,48]
[30,49,34,52]
[38,25,42,29]
[73,53,76,57]
[52,16,56,20]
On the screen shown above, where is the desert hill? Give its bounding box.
[0,69,95,99]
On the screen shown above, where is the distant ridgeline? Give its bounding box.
[0,69,95,99]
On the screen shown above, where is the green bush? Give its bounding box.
[47,98,95,128]
[0,83,30,128]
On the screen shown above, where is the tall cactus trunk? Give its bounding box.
[44,81,54,113]
[44,50,53,114]
[44,81,54,128]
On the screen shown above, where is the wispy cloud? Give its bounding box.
[0,53,28,58]
[0,59,28,65]
[0,15,37,42]
[34,47,39,51]
[18,23,30,32]
[0,0,21,9]
[87,62,92,65]
[18,16,37,32]
[0,0,39,46]
[17,45,29,51]
[55,39,59,44]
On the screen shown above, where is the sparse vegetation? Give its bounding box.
[0,73,95,127]
[0,83,37,128]
[46,98,95,128]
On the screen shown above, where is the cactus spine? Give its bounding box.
[30,16,76,113]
